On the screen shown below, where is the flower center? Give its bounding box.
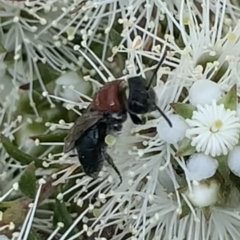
[105,134,116,146]
[227,32,237,42]
[210,119,223,132]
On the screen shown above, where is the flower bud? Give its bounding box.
[185,177,220,208]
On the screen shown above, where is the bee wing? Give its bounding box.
[63,111,105,153]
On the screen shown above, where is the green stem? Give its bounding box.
[216,156,231,204]
[0,201,15,209]
[216,155,230,183]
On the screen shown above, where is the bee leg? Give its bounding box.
[129,113,146,125]
[103,151,122,186]
[68,154,78,157]
[112,123,123,133]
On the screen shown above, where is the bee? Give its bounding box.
[64,111,124,184]
[87,49,172,127]
[64,48,172,184]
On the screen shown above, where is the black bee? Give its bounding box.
[64,111,125,184]
[64,48,172,184]
[87,48,172,127]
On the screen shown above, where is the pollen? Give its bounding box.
[132,36,142,49]
[210,119,223,132]
[209,50,216,56]
[13,16,19,23]
[227,32,238,42]
[93,208,101,217]
[105,134,116,146]
[66,27,75,37]
[182,16,189,25]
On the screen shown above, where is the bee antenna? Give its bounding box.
[154,103,172,128]
[104,152,122,186]
[146,45,167,90]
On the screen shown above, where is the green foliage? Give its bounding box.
[53,200,79,237]
[0,134,43,167]
[0,198,32,237]
[19,162,36,199]
[179,202,191,219]
[28,229,41,240]
[30,131,67,143]
[171,103,196,119]
[175,137,195,157]
[218,84,237,110]
[109,28,122,46]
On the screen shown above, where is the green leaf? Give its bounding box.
[40,103,71,123]
[0,201,15,209]
[17,90,44,114]
[30,132,67,143]
[38,178,57,204]
[216,155,230,183]
[170,103,196,119]
[0,197,32,236]
[4,52,14,65]
[0,43,6,53]
[196,53,218,71]
[2,198,31,223]
[109,28,122,46]
[0,134,43,167]
[213,62,228,83]
[19,63,61,91]
[53,200,79,236]
[177,185,188,194]
[175,137,196,157]
[229,172,240,193]
[179,202,191,219]
[202,207,211,221]
[28,229,41,240]
[38,62,62,85]
[218,84,237,110]
[19,162,36,198]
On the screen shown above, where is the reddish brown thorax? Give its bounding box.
[90,80,125,112]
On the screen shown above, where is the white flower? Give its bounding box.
[186,153,219,181]
[0,235,10,240]
[161,0,240,96]
[43,0,180,60]
[157,114,189,144]
[186,100,240,157]
[55,71,91,102]
[228,145,240,177]
[202,0,240,24]
[47,1,240,239]
[0,1,81,116]
[185,179,220,208]
[237,103,240,118]
[0,1,79,71]
[189,80,222,105]
[5,1,240,240]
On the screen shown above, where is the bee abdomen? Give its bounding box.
[75,122,107,178]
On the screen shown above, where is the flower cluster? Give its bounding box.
[42,1,240,239]
[1,1,240,240]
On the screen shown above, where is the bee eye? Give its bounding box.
[128,100,146,114]
[132,101,144,108]
[113,124,122,132]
